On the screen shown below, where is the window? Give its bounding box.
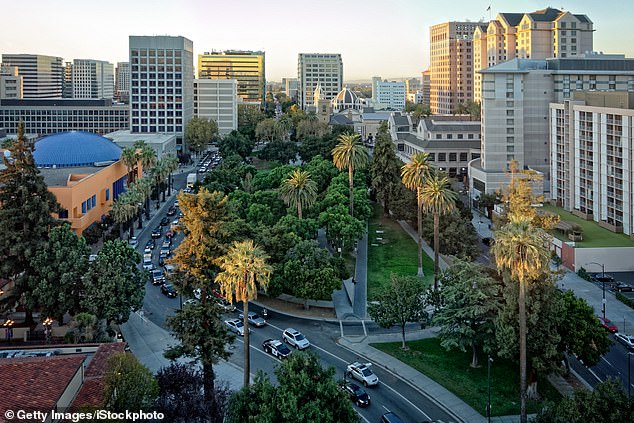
[447,134,453,139]
[436,134,442,139]
[428,153,435,161]
[468,134,474,139]
[105,189,110,201]
[449,153,457,161]
[460,152,468,161]
[438,153,446,161]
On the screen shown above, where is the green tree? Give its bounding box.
[82,240,145,324]
[318,204,365,254]
[303,155,339,193]
[258,140,298,164]
[401,152,432,277]
[332,133,368,217]
[0,121,60,318]
[103,352,158,413]
[279,169,318,219]
[434,259,501,367]
[238,104,266,140]
[477,192,499,219]
[255,118,280,142]
[296,119,329,140]
[368,274,428,349]
[219,130,255,160]
[185,116,218,155]
[419,171,457,289]
[371,122,401,216]
[27,224,90,323]
[120,146,139,183]
[215,240,272,387]
[421,209,479,260]
[226,352,359,423]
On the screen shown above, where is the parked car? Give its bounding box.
[346,362,379,387]
[216,298,236,312]
[166,206,176,216]
[161,283,177,298]
[225,318,248,336]
[380,412,405,423]
[339,382,370,407]
[183,298,198,306]
[613,283,633,292]
[615,333,634,350]
[598,316,619,333]
[238,311,267,327]
[151,226,162,239]
[160,216,170,226]
[143,247,152,255]
[282,328,310,350]
[151,269,165,286]
[158,255,165,266]
[128,236,138,247]
[161,240,171,250]
[174,200,179,208]
[145,239,156,250]
[262,339,292,360]
[591,274,615,283]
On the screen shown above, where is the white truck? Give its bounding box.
[186,173,197,190]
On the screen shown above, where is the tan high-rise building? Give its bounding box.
[198,51,265,104]
[421,69,431,105]
[429,22,483,114]
[473,7,593,102]
[0,65,23,99]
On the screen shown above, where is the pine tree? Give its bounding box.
[371,121,402,216]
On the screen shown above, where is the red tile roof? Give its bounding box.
[0,355,84,413]
[84,343,126,378]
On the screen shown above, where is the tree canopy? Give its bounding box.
[185,116,218,154]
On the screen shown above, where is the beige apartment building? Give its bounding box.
[429,22,483,114]
[473,7,593,102]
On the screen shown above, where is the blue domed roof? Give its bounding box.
[34,131,122,168]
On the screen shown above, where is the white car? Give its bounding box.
[346,362,379,387]
[615,333,634,350]
[282,328,310,350]
[129,236,138,247]
[143,247,152,255]
[225,318,248,336]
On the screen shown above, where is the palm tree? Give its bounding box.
[490,216,550,423]
[215,240,272,387]
[163,154,179,196]
[110,193,137,239]
[138,143,157,177]
[120,147,138,184]
[419,170,457,289]
[151,159,167,208]
[279,169,318,219]
[131,178,152,226]
[332,134,368,217]
[401,152,432,277]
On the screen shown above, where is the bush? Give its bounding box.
[616,292,634,309]
[577,266,591,281]
[82,223,103,245]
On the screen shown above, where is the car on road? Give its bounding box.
[160,216,170,226]
[217,298,236,312]
[238,311,266,327]
[145,239,156,250]
[183,298,198,306]
[339,382,370,407]
[598,316,619,333]
[613,283,633,292]
[128,236,138,247]
[166,206,176,216]
[262,339,292,359]
[225,318,248,336]
[282,328,310,349]
[142,255,154,270]
[166,230,175,238]
[151,226,162,238]
[591,274,615,284]
[380,412,405,423]
[615,333,634,350]
[346,362,379,387]
[161,283,177,298]
[151,269,165,286]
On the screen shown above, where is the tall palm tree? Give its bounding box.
[131,178,152,226]
[163,154,179,196]
[151,159,167,208]
[401,152,431,277]
[120,147,138,184]
[110,192,137,239]
[215,240,272,388]
[279,169,318,219]
[490,216,550,423]
[332,133,368,217]
[419,170,457,289]
[138,144,157,177]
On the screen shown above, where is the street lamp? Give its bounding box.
[3,319,14,342]
[43,317,53,344]
[487,355,493,423]
[587,262,606,320]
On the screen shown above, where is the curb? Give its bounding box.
[250,299,345,323]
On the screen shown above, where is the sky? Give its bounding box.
[1,0,633,82]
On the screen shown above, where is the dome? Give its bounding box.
[34,131,122,168]
[332,87,358,105]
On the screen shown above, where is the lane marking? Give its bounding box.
[267,322,347,363]
[588,368,603,383]
[357,411,371,423]
[382,405,390,412]
[379,380,432,421]
[362,320,367,336]
[340,320,344,337]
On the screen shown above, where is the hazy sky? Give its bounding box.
[2,0,632,81]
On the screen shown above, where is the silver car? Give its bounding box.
[282,328,310,349]
[238,311,266,327]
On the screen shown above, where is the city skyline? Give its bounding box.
[1,0,633,81]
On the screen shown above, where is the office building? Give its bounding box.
[0,65,23,99]
[63,61,73,98]
[0,98,128,136]
[372,77,406,110]
[298,53,343,110]
[473,7,593,102]
[115,62,130,104]
[72,59,114,100]
[283,77,298,101]
[1,54,63,98]
[129,35,194,151]
[429,22,482,114]
[193,79,238,135]
[421,69,431,105]
[198,50,265,104]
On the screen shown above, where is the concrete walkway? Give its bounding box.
[352,227,368,318]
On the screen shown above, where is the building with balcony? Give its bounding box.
[198,50,265,104]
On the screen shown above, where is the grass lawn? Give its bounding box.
[371,338,561,417]
[366,204,434,300]
[542,204,634,248]
[250,157,275,170]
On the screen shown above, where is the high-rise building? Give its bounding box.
[193,79,238,135]
[72,59,114,100]
[198,51,265,104]
[0,65,23,99]
[1,54,63,98]
[298,53,343,111]
[115,62,130,104]
[429,22,483,114]
[129,35,194,148]
[473,7,593,102]
[282,77,298,101]
[62,62,73,98]
[421,69,431,105]
[371,77,406,110]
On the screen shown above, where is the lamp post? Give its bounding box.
[3,319,14,342]
[43,317,53,344]
[587,262,606,320]
[487,355,493,423]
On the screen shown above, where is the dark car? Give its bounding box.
[340,382,370,407]
[151,226,162,238]
[591,274,615,283]
[613,283,633,292]
[145,239,156,250]
[161,283,177,298]
[160,216,170,226]
[166,206,176,216]
[380,412,404,423]
[262,339,292,359]
[598,316,618,333]
[158,255,165,266]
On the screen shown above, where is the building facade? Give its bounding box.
[298,53,343,111]
[283,77,298,101]
[198,51,265,105]
[129,36,193,151]
[115,62,130,104]
[193,79,238,135]
[62,61,73,98]
[1,54,63,98]
[72,59,114,100]
[0,99,129,135]
[0,65,23,99]
[429,22,482,114]
[421,69,431,105]
[473,7,593,103]
[372,77,406,110]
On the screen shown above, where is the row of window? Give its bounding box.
[131,125,182,133]
[81,194,98,215]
